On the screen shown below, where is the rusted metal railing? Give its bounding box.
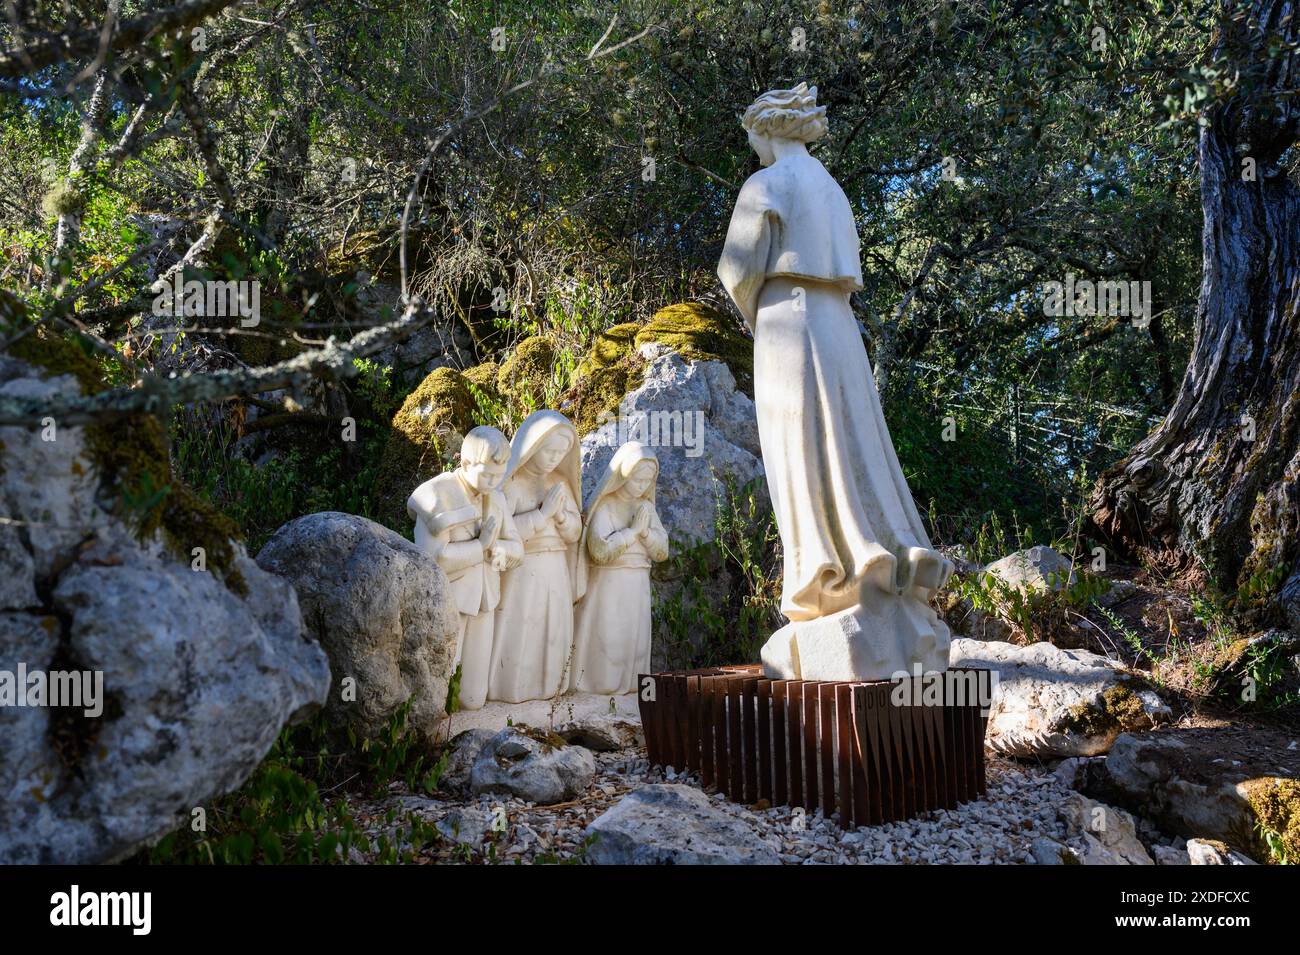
[636,665,990,827]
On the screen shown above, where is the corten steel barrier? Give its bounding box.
[636,665,991,827]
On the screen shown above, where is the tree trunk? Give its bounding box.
[1091,0,1300,629]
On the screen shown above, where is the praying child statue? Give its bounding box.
[489,410,585,703]
[407,426,523,710]
[569,442,669,695]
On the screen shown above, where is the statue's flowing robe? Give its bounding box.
[717,151,945,622]
[490,411,584,703]
[570,443,670,695]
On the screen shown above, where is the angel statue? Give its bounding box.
[716,82,953,681]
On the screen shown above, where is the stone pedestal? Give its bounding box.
[760,593,952,683]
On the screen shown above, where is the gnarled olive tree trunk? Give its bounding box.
[1091,0,1300,628]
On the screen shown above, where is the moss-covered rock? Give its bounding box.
[1062,682,1155,739]
[4,295,246,591]
[1241,777,1300,864]
[463,361,500,398]
[561,304,752,437]
[575,322,640,379]
[636,302,753,393]
[371,366,477,530]
[498,335,558,413]
[85,413,246,594]
[566,360,645,437]
[563,323,644,435]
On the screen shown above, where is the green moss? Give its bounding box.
[463,361,501,404]
[636,302,753,394]
[1241,777,1300,864]
[575,322,640,379]
[566,360,645,436]
[1062,681,1157,738]
[497,335,558,412]
[371,366,477,529]
[561,303,752,436]
[160,490,246,595]
[84,413,246,594]
[7,325,104,395]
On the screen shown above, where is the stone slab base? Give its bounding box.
[434,691,639,740]
[761,600,951,682]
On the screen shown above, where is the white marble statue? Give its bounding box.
[407,426,523,710]
[717,83,953,681]
[569,442,670,695]
[489,410,585,703]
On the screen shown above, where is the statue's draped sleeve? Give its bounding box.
[717,176,778,333]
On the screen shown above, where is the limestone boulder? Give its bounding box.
[256,511,459,742]
[949,638,1170,757]
[581,348,764,549]
[469,727,596,805]
[1079,727,1300,863]
[585,784,781,865]
[0,354,330,864]
[1058,793,1154,865]
[982,545,1077,595]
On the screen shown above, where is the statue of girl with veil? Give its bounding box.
[717,83,953,682]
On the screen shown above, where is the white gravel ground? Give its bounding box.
[361,749,1078,864]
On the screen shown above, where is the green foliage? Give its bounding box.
[142,695,454,865]
[354,699,448,795]
[352,358,402,421]
[444,664,463,716]
[1241,640,1300,711]
[653,478,781,668]
[958,561,1110,645]
[1259,824,1293,866]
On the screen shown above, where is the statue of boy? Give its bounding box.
[408,426,523,710]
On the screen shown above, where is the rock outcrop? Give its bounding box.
[585,784,781,865]
[949,637,1170,757]
[0,353,330,864]
[581,347,764,548]
[256,512,459,742]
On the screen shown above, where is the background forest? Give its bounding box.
[2,0,1212,539]
[2,0,1298,864]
